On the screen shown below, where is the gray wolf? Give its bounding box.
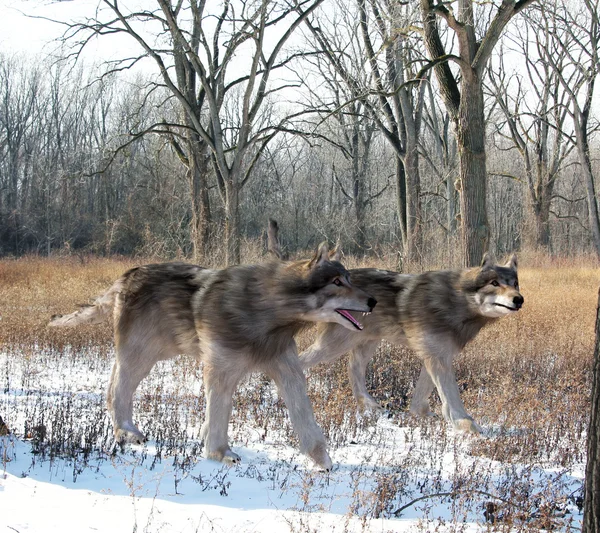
[299,253,523,434]
[49,243,376,469]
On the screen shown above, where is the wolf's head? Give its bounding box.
[464,253,524,318]
[289,242,377,331]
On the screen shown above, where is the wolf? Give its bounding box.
[49,243,376,469]
[299,253,523,434]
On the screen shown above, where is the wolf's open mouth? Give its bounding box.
[494,303,518,311]
[335,309,367,330]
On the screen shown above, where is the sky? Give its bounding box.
[0,0,149,65]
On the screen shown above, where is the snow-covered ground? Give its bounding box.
[0,347,585,532]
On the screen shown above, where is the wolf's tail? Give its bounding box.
[48,278,124,327]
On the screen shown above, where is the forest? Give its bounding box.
[0,0,598,267]
[2,2,600,531]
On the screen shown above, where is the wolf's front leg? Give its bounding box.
[201,361,245,464]
[409,366,436,418]
[348,341,382,412]
[299,323,361,370]
[266,345,333,470]
[419,339,482,434]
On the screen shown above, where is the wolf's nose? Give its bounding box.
[513,295,524,308]
[367,297,377,311]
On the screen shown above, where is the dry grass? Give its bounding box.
[0,253,596,528]
[0,255,136,349]
[1,254,597,406]
[301,259,599,445]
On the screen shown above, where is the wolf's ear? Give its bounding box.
[505,253,518,270]
[480,252,496,269]
[329,244,342,262]
[309,241,330,269]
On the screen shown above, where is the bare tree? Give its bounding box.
[297,3,386,251]
[57,0,324,264]
[420,0,536,266]
[420,77,459,259]
[0,55,41,252]
[303,0,426,262]
[533,0,600,257]
[488,26,573,250]
[583,288,600,533]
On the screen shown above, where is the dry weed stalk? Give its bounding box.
[0,254,596,528]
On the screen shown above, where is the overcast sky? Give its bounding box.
[0,0,143,62]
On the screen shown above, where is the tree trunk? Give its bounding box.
[447,177,457,235]
[352,125,367,251]
[354,194,366,251]
[395,156,408,256]
[583,288,600,533]
[532,195,551,249]
[404,137,421,263]
[187,133,211,262]
[225,180,241,266]
[456,74,489,267]
[577,140,600,258]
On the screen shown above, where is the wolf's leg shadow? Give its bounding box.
[299,323,361,370]
[265,345,333,471]
[107,343,159,444]
[409,366,436,418]
[347,341,381,412]
[200,359,246,465]
[418,338,483,434]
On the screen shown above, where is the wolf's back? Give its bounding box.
[48,278,124,327]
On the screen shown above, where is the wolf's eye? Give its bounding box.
[491,280,500,287]
[333,278,342,286]
[514,280,519,288]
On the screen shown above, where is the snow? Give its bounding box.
[0,347,585,532]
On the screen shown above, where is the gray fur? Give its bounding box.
[299,256,523,434]
[49,244,376,469]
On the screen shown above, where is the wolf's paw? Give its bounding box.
[308,442,333,471]
[206,447,241,465]
[115,425,147,445]
[222,449,241,465]
[357,395,384,414]
[453,418,483,435]
[409,404,435,418]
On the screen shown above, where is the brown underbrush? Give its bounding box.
[0,253,597,528]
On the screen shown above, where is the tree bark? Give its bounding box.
[583,287,600,533]
[532,193,551,249]
[456,74,489,266]
[404,135,422,263]
[576,136,600,258]
[225,180,241,265]
[395,156,408,255]
[187,132,211,262]
[351,122,367,251]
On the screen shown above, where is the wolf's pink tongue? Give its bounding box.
[336,309,363,330]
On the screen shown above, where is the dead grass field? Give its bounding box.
[0,253,598,527]
[1,254,597,437]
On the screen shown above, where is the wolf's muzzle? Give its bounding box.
[367,297,377,312]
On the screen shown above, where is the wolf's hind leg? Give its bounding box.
[299,324,360,370]
[107,350,157,444]
[265,346,332,471]
[409,366,436,417]
[201,362,245,465]
[348,341,381,412]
